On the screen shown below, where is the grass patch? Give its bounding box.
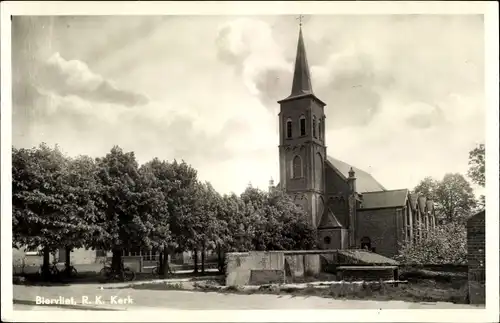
[119,282,187,290]
[399,268,467,283]
[285,272,337,284]
[132,278,467,304]
[104,270,468,305]
[253,280,468,304]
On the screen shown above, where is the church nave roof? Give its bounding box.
[326,156,386,193]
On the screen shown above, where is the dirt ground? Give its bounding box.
[13,283,479,311]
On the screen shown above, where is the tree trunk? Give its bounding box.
[193,249,198,273]
[111,248,124,280]
[162,244,170,277]
[201,243,206,274]
[42,248,51,280]
[217,244,224,273]
[64,247,71,278]
[163,252,170,276]
[158,252,164,276]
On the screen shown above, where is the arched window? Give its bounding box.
[312,115,317,138]
[291,155,303,178]
[315,152,323,189]
[286,118,292,138]
[299,115,306,136]
[318,118,322,140]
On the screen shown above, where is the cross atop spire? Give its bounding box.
[296,14,305,28]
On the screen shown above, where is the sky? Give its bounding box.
[11,15,485,196]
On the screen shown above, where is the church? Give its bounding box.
[272,26,437,258]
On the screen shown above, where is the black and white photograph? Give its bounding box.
[1,1,498,322]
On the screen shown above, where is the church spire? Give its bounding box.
[290,26,313,97]
[278,19,325,105]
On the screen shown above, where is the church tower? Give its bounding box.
[278,25,327,227]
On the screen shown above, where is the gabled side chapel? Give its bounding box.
[273,26,436,257]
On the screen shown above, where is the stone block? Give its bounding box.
[304,254,320,276]
[285,255,304,277]
[249,269,285,285]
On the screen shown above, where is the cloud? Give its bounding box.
[215,15,483,132]
[404,102,444,129]
[11,15,485,195]
[215,18,291,97]
[36,53,149,107]
[13,85,252,167]
[214,18,394,128]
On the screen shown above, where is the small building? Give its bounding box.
[467,210,485,305]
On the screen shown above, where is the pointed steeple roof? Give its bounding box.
[291,27,313,96]
[278,26,326,106]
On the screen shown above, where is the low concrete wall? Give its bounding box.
[69,248,97,265]
[227,250,364,286]
[226,251,285,286]
[284,255,304,278]
[304,254,321,276]
[249,270,285,285]
[13,247,101,268]
[106,256,144,272]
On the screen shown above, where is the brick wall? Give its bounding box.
[467,211,485,305]
[318,228,347,250]
[356,208,399,257]
[324,164,350,194]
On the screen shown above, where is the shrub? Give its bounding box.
[397,222,467,265]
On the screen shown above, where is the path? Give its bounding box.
[13,284,479,310]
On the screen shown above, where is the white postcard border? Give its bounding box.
[1,1,498,322]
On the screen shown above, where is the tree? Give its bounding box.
[267,189,317,250]
[57,155,108,276]
[138,160,172,271]
[435,173,476,223]
[467,143,485,210]
[218,193,253,252]
[238,186,317,251]
[140,158,198,276]
[277,188,316,250]
[413,173,476,224]
[467,143,485,187]
[190,181,224,273]
[397,222,467,265]
[96,146,167,276]
[12,144,107,278]
[412,177,438,201]
[12,144,69,278]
